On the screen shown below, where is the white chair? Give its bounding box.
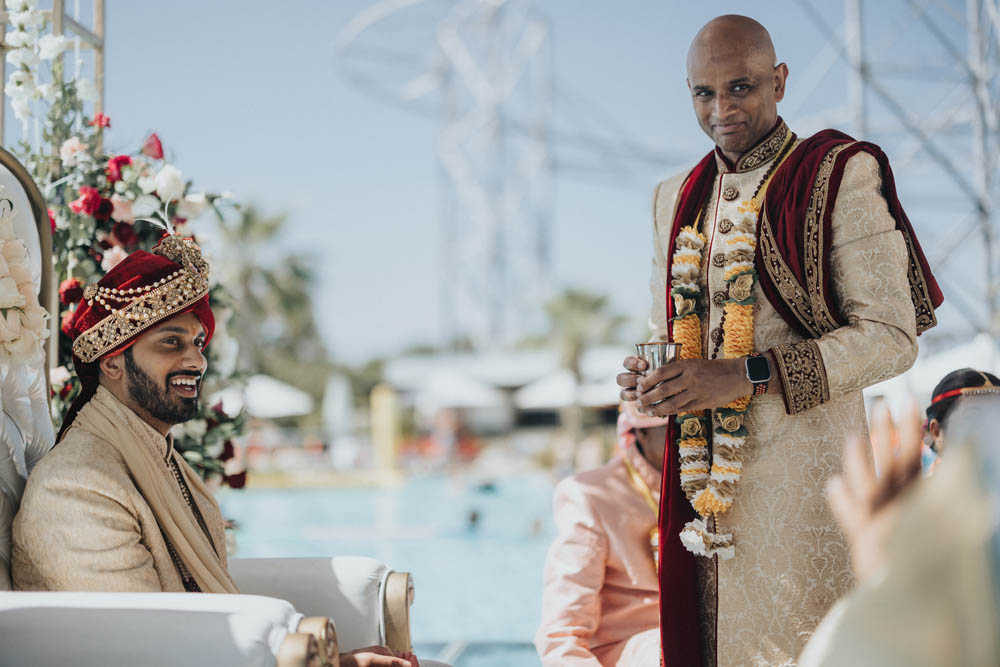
[0,147,446,667]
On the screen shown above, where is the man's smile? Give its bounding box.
[168,375,200,398]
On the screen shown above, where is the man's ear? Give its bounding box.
[99,353,125,381]
[774,62,789,102]
[928,418,942,442]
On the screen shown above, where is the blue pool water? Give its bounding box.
[218,472,557,665]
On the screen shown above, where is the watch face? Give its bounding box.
[746,355,771,383]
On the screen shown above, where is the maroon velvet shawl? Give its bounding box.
[656,131,943,665]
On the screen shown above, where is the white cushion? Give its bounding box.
[0,592,302,667]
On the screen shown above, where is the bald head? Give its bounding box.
[685,15,787,162]
[687,15,776,76]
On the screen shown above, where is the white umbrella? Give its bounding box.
[209,374,314,419]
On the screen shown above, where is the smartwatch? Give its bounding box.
[745,353,771,395]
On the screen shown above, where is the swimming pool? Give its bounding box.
[219,472,557,665]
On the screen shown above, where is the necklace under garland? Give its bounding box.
[670,133,795,560]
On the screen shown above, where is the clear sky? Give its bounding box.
[82,1,981,362]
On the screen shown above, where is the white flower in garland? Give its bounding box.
[6,45,38,68]
[75,78,98,102]
[3,29,32,48]
[37,33,70,60]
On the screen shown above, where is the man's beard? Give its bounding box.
[123,348,201,425]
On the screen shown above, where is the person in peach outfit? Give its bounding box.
[535,402,668,666]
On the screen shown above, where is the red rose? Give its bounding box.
[47,208,56,233]
[60,309,75,337]
[223,470,247,489]
[95,197,113,222]
[112,222,138,248]
[59,277,84,305]
[220,439,235,462]
[142,133,164,159]
[88,112,111,128]
[59,382,73,399]
[70,186,102,215]
[105,155,132,183]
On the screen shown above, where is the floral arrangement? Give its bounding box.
[0,196,49,363]
[670,136,793,560]
[7,3,247,486]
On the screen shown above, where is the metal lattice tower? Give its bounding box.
[338,0,553,349]
[795,0,1000,341]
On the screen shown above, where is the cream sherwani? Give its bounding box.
[12,389,228,592]
[650,123,918,665]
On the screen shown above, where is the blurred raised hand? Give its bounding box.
[825,400,923,581]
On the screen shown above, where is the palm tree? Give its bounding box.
[540,289,627,468]
[215,206,333,422]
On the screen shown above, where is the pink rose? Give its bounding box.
[142,133,164,159]
[88,112,111,128]
[101,246,128,272]
[110,194,134,223]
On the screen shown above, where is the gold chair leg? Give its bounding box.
[276,632,321,667]
[297,616,340,667]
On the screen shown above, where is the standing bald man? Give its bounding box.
[616,15,943,666]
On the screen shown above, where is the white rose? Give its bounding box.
[5,70,35,99]
[9,10,43,28]
[184,419,208,440]
[0,276,24,308]
[154,164,185,202]
[0,308,23,341]
[50,365,71,386]
[110,194,134,223]
[75,77,98,102]
[6,47,38,67]
[36,81,58,102]
[4,31,32,48]
[59,136,86,167]
[176,192,208,219]
[6,256,30,286]
[101,246,128,272]
[38,33,70,60]
[3,330,42,363]
[5,0,36,10]
[137,173,157,194]
[9,97,30,124]
[20,304,47,334]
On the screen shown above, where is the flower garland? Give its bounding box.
[3,0,93,130]
[671,140,794,560]
[0,196,50,364]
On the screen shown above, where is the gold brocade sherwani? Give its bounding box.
[649,123,918,666]
[11,400,228,592]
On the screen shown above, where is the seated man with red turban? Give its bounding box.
[11,236,421,667]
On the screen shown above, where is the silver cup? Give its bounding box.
[635,342,682,374]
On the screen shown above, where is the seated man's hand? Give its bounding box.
[340,646,419,667]
[624,357,751,417]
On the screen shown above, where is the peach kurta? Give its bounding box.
[649,122,919,665]
[535,437,662,666]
